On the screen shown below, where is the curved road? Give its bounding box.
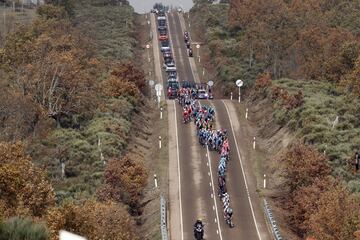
[151,11,271,240]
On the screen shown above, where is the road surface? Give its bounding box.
[151,11,271,240]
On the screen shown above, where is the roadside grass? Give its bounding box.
[270,79,360,192]
[74,2,136,60]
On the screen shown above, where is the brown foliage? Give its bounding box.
[271,87,304,110]
[254,72,272,93]
[97,154,148,215]
[0,142,55,218]
[0,11,101,128]
[281,143,331,193]
[103,75,141,100]
[111,63,146,93]
[47,200,138,240]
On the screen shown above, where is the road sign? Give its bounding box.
[208,80,214,87]
[155,83,163,91]
[149,80,155,86]
[146,44,150,49]
[236,79,243,87]
[196,44,200,49]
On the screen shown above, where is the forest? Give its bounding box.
[0,0,149,239]
[191,0,360,239]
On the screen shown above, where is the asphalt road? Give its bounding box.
[152,11,271,240]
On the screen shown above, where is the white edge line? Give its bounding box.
[222,100,262,240]
[206,146,224,240]
[174,101,184,240]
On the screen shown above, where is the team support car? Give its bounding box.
[163,61,175,69]
[167,81,179,99]
[196,89,209,99]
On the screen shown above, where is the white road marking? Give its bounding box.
[222,100,263,240]
[206,146,223,240]
[173,101,184,240]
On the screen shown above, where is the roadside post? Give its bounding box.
[196,44,201,63]
[160,107,163,119]
[146,44,151,62]
[264,174,267,188]
[159,136,162,149]
[155,83,163,108]
[208,80,214,98]
[236,79,243,103]
[154,174,158,188]
[149,80,155,99]
[246,108,249,119]
[231,92,233,100]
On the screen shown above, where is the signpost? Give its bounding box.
[196,44,200,62]
[236,79,243,103]
[155,83,163,108]
[207,80,214,87]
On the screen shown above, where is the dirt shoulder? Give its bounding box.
[134,13,170,240]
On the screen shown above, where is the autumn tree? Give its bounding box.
[0,142,55,218]
[307,182,360,240]
[46,200,138,240]
[110,63,146,93]
[97,154,148,215]
[281,143,331,193]
[0,8,101,128]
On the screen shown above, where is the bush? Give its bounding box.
[0,217,49,240]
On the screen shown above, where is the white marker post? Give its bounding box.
[253,137,256,150]
[202,68,205,76]
[236,79,243,103]
[160,107,163,119]
[155,83,163,108]
[159,136,162,149]
[154,174,158,188]
[149,80,155,99]
[263,174,266,189]
[230,92,233,100]
[246,108,249,119]
[146,44,150,62]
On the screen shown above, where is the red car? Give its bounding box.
[159,35,168,41]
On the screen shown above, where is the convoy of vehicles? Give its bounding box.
[153,7,214,100]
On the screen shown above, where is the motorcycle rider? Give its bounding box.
[194,219,204,239]
[224,207,234,228]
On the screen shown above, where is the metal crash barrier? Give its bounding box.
[160,195,168,240]
[264,199,283,240]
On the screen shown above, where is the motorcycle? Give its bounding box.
[194,223,204,240]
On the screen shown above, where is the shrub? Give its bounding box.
[0,217,49,240]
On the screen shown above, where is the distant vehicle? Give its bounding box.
[186,41,191,49]
[165,66,177,72]
[159,35,168,41]
[181,81,196,89]
[163,61,175,68]
[168,77,178,83]
[167,81,179,99]
[158,25,167,31]
[157,16,166,28]
[188,48,193,57]
[196,89,209,99]
[167,71,177,79]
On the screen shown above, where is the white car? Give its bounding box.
[165,66,177,72]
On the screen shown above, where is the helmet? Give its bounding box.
[227,208,233,214]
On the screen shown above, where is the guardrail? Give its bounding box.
[264,199,282,240]
[160,195,168,240]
